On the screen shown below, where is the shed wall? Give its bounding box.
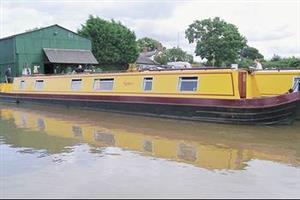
[0,25,93,82]
[15,26,92,76]
[0,38,16,82]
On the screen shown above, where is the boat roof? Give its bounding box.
[16,68,236,79]
[14,68,300,80]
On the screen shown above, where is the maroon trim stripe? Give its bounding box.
[238,71,247,98]
[1,92,299,109]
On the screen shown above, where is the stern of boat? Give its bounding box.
[0,83,13,93]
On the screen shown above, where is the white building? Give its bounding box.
[167,61,192,69]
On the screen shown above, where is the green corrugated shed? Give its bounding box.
[0,24,93,82]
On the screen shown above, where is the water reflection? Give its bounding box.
[0,104,299,171]
[72,125,83,137]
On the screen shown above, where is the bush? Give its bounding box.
[237,58,255,68]
[262,57,300,69]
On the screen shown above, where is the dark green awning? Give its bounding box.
[43,48,98,64]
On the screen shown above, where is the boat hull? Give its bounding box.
[1,92,299,125]
[296,101,300,120]
[0,93,300,125]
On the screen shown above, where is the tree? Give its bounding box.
[154,53,168,65]
[78,15,139,69]
[137,37,163,52]
[238,45,264,68]
[185,17,247,67]
[166,47,189,62]
[240,46,264,60]
[237,58,255,68]
[185,54,194,64]
[154,47,194,64]
[271,54,281,62]
[288,57,300,68]
[263,56,300,69]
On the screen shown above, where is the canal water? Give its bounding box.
[0,104,299,198]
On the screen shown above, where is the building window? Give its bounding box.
[94,78,114,91]
[35,80,44,90]
[292,77,300,92]
[71,79,82,91]
[178,77,198,92]
[143,77,153,91]
[19,80,25,90]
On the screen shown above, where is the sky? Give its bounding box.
[0,0,299,61]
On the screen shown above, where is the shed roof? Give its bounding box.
[0,24,87,42]
[140,50,157,57]
[43,48,98,64]
[136,54,158,65]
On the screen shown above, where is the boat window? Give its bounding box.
[178,77,198,92]
[293,77,300,92]
[94,78,114,91]
[35,80,44,90]
[19,80,25,90]
[143,77,153,91]
[71,79,82,91]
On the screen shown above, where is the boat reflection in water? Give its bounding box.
[0,104,299,171]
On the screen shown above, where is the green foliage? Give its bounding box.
[137,37,163,52]
[78,15,139,69]
[241,46,264,60]
[288,57,300,68]
[270,54,281,62]
[238,56,300,69]
[237,58,255,68]
[154,53,168,65]
[262,57,300,69]
[166,47,193,63]
[154,47,194,64]
[185,54,194,64]
[185,17,247,67]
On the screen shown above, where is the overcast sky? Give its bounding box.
[0,0,299,60]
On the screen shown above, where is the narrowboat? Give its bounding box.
[0,68,299,125]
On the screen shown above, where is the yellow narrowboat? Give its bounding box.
[0,68,299,125]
